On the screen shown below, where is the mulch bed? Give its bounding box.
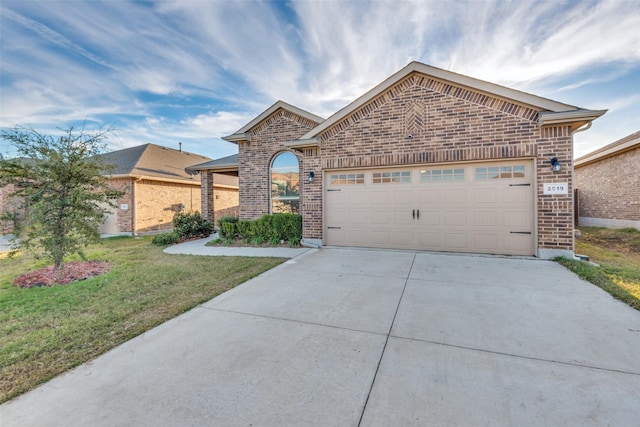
[14,261,111,288]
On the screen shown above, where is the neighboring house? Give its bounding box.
[574,131,640,230]
[100,143,237,235]
[199,61,606,258]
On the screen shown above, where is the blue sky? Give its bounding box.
[1,0,639,160]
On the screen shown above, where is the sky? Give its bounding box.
[1,0,639,161]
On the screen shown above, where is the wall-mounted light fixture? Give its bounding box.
[550,157,562,172]
[308,171,315,182]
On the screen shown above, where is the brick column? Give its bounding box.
[201,172,214,224]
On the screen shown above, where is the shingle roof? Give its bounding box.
[185,153,239,173]
[100,143,212,183]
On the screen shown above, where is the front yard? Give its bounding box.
[0,237,286,403]
[557,227,640,311]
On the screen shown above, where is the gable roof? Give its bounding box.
[299,61,606,140]
[186,153,239,174]
[222,101,324,143]
[574,131,640,167]
[101,143,211,184]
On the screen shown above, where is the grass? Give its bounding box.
[0,236,286,403]
[556,227,640,311]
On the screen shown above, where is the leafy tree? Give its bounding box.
[0,126,123,270]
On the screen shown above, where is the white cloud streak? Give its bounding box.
[1,0,639,159]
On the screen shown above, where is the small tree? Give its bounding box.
[0,126,123,270]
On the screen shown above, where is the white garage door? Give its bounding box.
[325,160,534,256]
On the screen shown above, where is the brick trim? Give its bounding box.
[322,143,537,170]
[251,109,321,137]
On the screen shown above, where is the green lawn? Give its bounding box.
[556,227,640,311]
[0,237,286,403]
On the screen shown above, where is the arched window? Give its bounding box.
[271,152,299,214]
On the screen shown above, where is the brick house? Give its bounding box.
[203,62,605,258]
[100,143,238,235]
[574,131,640,230]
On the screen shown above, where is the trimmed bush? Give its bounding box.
[173,211,213,239]
[236,220,255,240]
[220,221,236,239]
[152,232,179,246]
[216,215,238,230]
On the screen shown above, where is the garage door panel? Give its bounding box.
[475,234,498,250]
[445,233,468,248]
[474,211,497,226]
[445,189,467,204]
[349,191,369,204]
[418,231,441,248]
[346,209,367,225]
[370,211,391,225]
[503,187,529,203]
[445,211,467,226]
[504,234,533,253]
[394,189,414,204]
[420,211,441,225]
[325,161,534,256]
[475,188,497,203]
[504,211,529,228]
[417,189,440,204]
[370,190,390,205]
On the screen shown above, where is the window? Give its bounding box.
[475,165,525,180]
[420,168,464,182]
[330,173,365,185]
[271,152,299,214]
[372,171,411,184]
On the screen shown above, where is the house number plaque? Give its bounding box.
[543,183,568,195]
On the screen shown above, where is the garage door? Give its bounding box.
[325,160,534,256]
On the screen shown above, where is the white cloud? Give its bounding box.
[1,0,639,159]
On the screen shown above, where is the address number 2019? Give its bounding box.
[543,183,568,195]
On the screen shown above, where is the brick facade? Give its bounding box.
[238,110,318,221]
[106,178,204,234]
[228,63,603,258]
[575,141,640,228]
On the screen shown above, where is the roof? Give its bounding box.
[300,61,606,140]
[186,153,239,173]
[100,143,211,184]
[222,101,324,143]
[574,131,640,167]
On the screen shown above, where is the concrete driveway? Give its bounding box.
[2,249,639,426]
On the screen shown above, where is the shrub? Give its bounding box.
[220,221,236,239]
[173,212,213,239]
[216,215,238,230]
[236,220,255,240]
[152,232,179,246]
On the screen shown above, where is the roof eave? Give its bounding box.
[283,138,320,151]
[538,109,607,131]
[575,136,640,167]
[221,133,250,144]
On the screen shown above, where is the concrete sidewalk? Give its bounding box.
[2,249,639,426]
[162,234,314,258]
